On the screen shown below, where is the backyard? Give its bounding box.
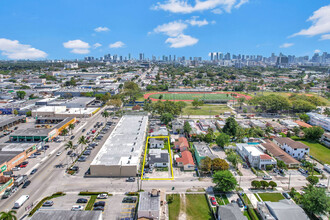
[186,194,214,220]
[257,193,285,202]
[291,137,330,164]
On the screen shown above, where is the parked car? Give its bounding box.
[67,150,73,155]
[126,177,135,182]
[236,198,244,208]
[83,150,91,155]
[78,156,87,162]
[30,169,38,175]
[82,129,86,132]
[12,166,21,171]
[70,136,75,140]
[93,206,104,211]
[97,194,108,199]
[70,153,77,158]
[70,166,79,172]
[71,205,84,211]
[22,180,31,188]
[263,175,272,180]
[19,164,27,168]
[282,192,291,199]
[42,200,54,207]
[86,147,93,151]
[76,198,88,203]
[122,197,137,203]
[94,201,106,207]
[314,167,323,174]
[209,196,217,206]
[56,151,62,156]
[315,183,327,188]
[28,154,36,159]
[34,152,41,156]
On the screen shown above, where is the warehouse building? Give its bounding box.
[0,116,26,131]
[90,115,148,177]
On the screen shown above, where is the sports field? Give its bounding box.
[149,92,234,101]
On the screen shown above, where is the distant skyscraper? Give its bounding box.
[139,53,144,61]
[128,53,131,60]
[210,53,214,61]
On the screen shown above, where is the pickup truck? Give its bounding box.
[14,175,28,187]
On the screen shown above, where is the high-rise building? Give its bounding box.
[210,53,214,61]
[139,53,144,61]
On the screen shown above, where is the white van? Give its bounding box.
[14,195,29,209]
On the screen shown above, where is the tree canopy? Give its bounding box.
[212,170,237,192]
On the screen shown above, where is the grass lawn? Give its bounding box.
[215,195,225,205]
[253,193,261,202]
[167,194,181,220]
[149,92,234,101]
[242,194,252,205]
[186,194,214,220]
[221,194,230,205]
[182,103,231,115]
[291,137,330,164]
[244,210,252,220]
[258,193,284,202]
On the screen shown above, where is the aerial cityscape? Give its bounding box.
[0,0,330,220]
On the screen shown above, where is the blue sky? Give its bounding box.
[0,0,329,60]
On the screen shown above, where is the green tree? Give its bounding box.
[212,158,229,171]
[13,109,18,115]
[65,141,73,150]
[293,126,300,136]
[0,210,17,220]
[61,128,68,138]
[68,123,75,135]
[200,157,212,173]
[101,110,110,122]
[160,113,174,125]
[223,117,238,136]
[237,97,246,109]
[216,133,230,148]
[306,175,319,186]
[226,153,241,168]
[16,91,26,99]
[260,180,269,189]
[324,107,330,116]
[251,180,261,189]
[204,133,213,143]
[192,98,204,109]
[269,181,277,189]
[184,121,192,134]
[26,111,32,117]
[301,187,330,215]
[277,160,288,170]
[212,170,238,192]
[299,113,310,123]
[304,126,324,141]
[78,136,87,153]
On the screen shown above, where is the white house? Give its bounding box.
[306,112,330,131]
[236,143,276,169]
[149,138,164,149]
[273,137,309,160]
[147,149,169,168]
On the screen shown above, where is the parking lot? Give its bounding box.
[42,193,137,220]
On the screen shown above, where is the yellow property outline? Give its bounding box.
[141,136,174,180]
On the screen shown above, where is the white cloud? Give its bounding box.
[186,16,208,27]
[94,27,110,32]
[291,4,330,38]
[93,43,102,48]
[211,8,222,14]
[314,49,321,53]
[280,43,294,48]
[109,41,125,48]
[165,34,198,48]
[63,39,90,54]
[0,38,47,59]
[152,21,188,36]
[320,34,330,40]
[152,0,237,14]
[235,0,248,9]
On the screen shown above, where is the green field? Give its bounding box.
[167,194,181,220]
[149,92,234,101]
[182,103,231,115]
[257,193,285,202]
[186,194,214,220]
[291,137,330,164]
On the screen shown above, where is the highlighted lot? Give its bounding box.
[141,136,174,180]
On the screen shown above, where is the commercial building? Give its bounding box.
[31,210,102,220]
[261,140,299,168]
[138,190,161,220]
[236,143,276,169]
[321,133,330,147]
[273,137,309,160]
[32,106,98,118]
[192,142,217,166]
[0,116,26,131]
[90,115,148,177]
[306,112,330,131]
[257,200,308,220]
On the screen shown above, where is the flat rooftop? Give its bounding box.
[193,142,216,158]
[91,115,148,166]
[11,128,51,137]
[0,115,25,127]
[138,192,160,212]
[31,210,102,220]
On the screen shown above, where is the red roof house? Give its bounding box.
[176,151,195,171]
[174,137,189,152]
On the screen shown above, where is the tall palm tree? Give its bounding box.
[78,136,87,154]
[61,128,69,140]
[0,210,17,220]
[101,110,109,123]
[68,123,75,135]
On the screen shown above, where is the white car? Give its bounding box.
[263,175,272,180]
[71,205,84,211]
[56,151,62,156]
[12,167,21,171]
[97,194,108,199]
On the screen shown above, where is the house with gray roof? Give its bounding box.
[217,203,247,220]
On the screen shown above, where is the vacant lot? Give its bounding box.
[186,194,214,220]
[292,138,330,164]
[182,104,231,115]
[167,194,181,220]
[258,193,284,202]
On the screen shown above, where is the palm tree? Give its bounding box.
[101,110,110,123]
[61,128,69,140]
[65,141,74,164]
[78,136,87,154]
[68,123,75,135]
[0,210,17,220]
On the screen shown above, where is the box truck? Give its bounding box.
[13,195,29,209]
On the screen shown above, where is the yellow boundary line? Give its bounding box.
[141,136,174,180]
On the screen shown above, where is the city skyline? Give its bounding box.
[0,0,330,60]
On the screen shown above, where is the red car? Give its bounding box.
[19,164,27,168]
[210,197,217,206]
